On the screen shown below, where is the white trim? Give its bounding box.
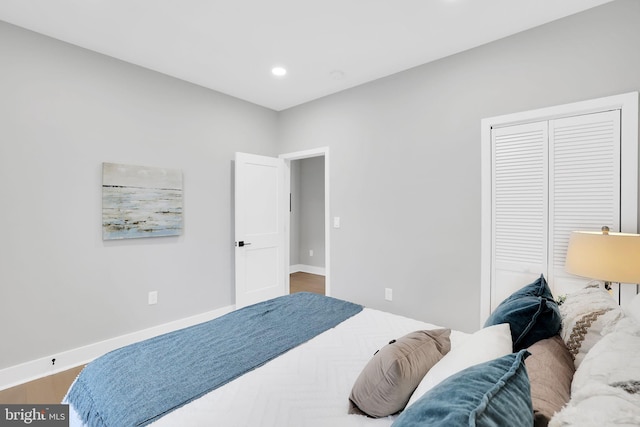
[289,264,326,276]
[485,92,638,129]
[279,147,331,296]
[480,92,638,326]
[0,305,234,391]
[283,159,292,295]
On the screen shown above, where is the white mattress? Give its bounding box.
[68,307,468,427]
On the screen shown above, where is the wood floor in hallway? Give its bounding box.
[289,271,325,295]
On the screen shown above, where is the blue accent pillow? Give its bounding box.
[391,350,533,427]
[484,275,561,350]
[507,275,554,300]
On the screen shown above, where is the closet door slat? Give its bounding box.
[491,121,549,308]
[549,110,621,294]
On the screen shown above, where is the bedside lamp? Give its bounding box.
[565,226,640,291]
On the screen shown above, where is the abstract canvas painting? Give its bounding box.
[102,162,183,240]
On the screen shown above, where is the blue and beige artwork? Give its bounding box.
[102,162,183,240]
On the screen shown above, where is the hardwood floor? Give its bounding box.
[290,271,325,295]
[0,272,325,405]
[0,365,83,404]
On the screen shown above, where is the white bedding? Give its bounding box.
[549,317,640,427]
[67,308,468,427]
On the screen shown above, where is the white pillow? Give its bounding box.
[548,382,640,427]
[549,323,640,427]
[405,323,512,408]
[624,292,640,324]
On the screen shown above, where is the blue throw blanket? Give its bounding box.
[66,292,362,427]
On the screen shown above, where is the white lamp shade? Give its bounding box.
[566,230,640,284]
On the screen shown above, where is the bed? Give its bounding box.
[64,281,640,427]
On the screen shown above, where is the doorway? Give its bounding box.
[289,157,325,295]
[280,147,330,297]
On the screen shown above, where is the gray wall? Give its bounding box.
[0,21,278,369]
[295,157,325,269]
[1,0,639,370]
[289,157,325,269]
[289,160,301,266]
[277,0,640,332]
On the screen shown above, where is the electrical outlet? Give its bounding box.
[385,288,393,301]
[148,291,158,305]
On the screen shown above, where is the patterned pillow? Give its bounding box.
[559,284,624,368]
[549,319,640,426]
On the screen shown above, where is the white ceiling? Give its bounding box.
[0,0,614,111]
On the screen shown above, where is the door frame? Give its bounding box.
[279,147,331,296]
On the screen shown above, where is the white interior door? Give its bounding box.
[235,152,287,308]
[549,110,621,297]
[491,121,549,310]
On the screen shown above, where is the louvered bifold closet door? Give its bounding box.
[549,110,621,295]
[491,121,548,311]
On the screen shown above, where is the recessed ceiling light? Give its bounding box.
[271,66,287,77]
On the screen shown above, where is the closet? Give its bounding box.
[480,92,638,324]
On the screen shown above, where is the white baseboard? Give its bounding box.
[289,264,326,276]
[0,304,235,391]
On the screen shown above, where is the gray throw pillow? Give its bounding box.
[349,328,451,418]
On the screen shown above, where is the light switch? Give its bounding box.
[333,217,341,228]
[148,291,158,305]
